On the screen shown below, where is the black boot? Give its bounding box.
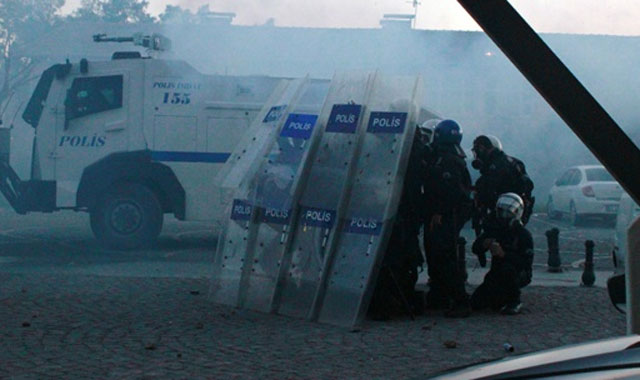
[444,302,471,318]
[425,288,448,310]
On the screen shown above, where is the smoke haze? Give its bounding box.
[6,2,640,206]
[58,1,640,35]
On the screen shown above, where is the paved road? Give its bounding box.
[0,209,216,278]
[0,208,627,378]
[0,274,626,379]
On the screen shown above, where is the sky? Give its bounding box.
[58,0,640,36]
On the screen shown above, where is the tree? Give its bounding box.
[0,0,64,109]
[158,5,198,24]
[72,0,154,24]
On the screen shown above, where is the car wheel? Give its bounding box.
[90,183,163,250]
[547,196,561,220]
[569,201,581,226]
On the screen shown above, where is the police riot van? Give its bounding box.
[0,34,326,250]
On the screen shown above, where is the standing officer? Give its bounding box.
[423,119,473,318]
[471,135,534,239]
[417,120,446,309]
[369,125,427,320]
[470,192,534,315]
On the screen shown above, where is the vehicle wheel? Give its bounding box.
[546,196,561,220]
[569,201,581,226]
[90,183,163,250]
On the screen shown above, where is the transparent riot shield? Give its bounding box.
[317,75,422,328]
[274,72,377,319]
[216,79,296,193]
[210,78,310,307]
[236,80,328,312]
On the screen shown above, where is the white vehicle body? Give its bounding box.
[38,59,279,219]
[546,165,622,225]
[0,52,327,248]
[429,335,640,379]
[613,192,640,272]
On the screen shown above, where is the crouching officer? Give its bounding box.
[423,119,472,318]
[470,193,534,315]
[369,125,426,320]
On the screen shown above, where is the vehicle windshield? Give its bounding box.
[586,168,615,182]
[22,64,69,128]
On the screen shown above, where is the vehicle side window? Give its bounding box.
[65,75,123,121]
[556,170,572,186]
[568,170,582,186]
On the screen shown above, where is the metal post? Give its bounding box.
[582,240,595,287]
[626,216,640,334]
[545,228,562,272]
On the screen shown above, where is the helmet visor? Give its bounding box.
[496,207,515,220]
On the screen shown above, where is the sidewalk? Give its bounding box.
[465,266,614,288]
[417,263,614,290]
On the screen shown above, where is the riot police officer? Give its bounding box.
[417,120,443,308]
[472,135,534,239]
[369,125,427,320]
[423,119,473,318]
[470,193,534,315]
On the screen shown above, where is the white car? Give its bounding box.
[547,165,623,225]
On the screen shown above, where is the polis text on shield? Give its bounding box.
[367,112,407,134]
[231,199,252,221]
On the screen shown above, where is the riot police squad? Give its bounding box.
[369,120,534,320]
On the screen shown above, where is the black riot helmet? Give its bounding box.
[433,119,463,145]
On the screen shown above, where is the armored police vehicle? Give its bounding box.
[0,33,324,249]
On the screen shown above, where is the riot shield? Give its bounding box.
[210,78,310,307]
[215,79,297,192]
[317,75,422,328]
[274,72,377,319]
[239,81,329,312]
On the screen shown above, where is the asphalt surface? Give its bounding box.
[0,208,627,379]
[0,208,215,278]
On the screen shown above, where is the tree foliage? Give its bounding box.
[158,5,198,24]
[72,0,154,24]
[0,0,64,107]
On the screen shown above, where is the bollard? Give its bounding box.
[457,236,468,282]
[546,228,562,272]
[582,240,596,286]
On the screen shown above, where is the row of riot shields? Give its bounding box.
[211,72,423,329]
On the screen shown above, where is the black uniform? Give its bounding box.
[369,136,425,320]
[474,150,534,231]
[423,143,472,311]
[470,218,534,310]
